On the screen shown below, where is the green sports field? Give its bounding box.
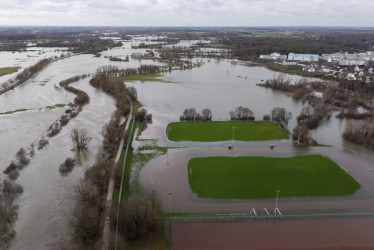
[167,121,288,142]
[188,155,360,199]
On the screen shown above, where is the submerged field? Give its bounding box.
[0,66,20,77]
[188,155,360,199]
[167,121,288,142]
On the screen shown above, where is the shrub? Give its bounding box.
[8,169,20,181]
[60,115,70,126]
[38,137,49,150]
[3,161,18,174]
[118,198,160,240]
[59,158,75,173]
[2,180,23,194]
[263,114,271,121]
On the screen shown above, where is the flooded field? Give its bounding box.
[2,35,374,249]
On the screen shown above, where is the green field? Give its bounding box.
[188,155,360,199]
[115,73,173,83]
[0,66,20,77]
[167,121,288,142]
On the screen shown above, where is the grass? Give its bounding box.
[114,73,173,83]
[125,230,169,250]
[0,108,30,115]
[0,66,20,77]
[167,121,289,142]
[188,155,360,199]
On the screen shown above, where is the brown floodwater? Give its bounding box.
[140,146,374,213]
[172,218,374,250]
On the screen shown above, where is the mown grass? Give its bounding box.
[0,66,20,77]
[188,155,360,199]
[114,73,173,83]
[167,121,288,142]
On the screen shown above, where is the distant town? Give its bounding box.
[260,51,374,82]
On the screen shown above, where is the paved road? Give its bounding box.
[101,96,132,250]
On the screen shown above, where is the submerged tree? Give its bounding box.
[271,107,292,124]
[71,129,92,151]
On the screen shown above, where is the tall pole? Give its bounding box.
[274,190,280,215]
[232,127,236,146]
[167,106,170,165]
[168,192,172,243]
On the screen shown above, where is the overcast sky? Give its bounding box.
[0,0,373,27]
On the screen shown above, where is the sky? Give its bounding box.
[0,0,373,27]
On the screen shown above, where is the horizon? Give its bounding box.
[0,0,373,27]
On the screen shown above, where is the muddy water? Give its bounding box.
[0,42,166,248]
[9,77,116,250]
[131,58,374,249]
[127,58,313,145]
[0,47,69,84]
[172,218,374,250]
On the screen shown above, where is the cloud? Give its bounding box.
[0,0,372,26]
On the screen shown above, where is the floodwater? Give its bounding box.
[0,40,166,249]
[2,36,374,249]
[172,218,374,250]
[130,58,374,248]
[0,47,69,85]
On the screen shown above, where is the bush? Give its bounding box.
[60,115,70,126]
[38,137,49,150]
[3,161,17,174]
[8,169,20,181]
[263,114,271,121]
[2,180,23,194]
[70,111,79,118]
[59,158,75,173]
[292,124,317,146]
[118,198,160,240]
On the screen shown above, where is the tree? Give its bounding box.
[71,129,92,151]
[201,108,212,121]
[229,106,254,120]
[271,107,292,124]
[118,198,160,240]
[127,86,137,101]
[292,124,317,146]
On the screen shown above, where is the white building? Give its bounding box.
[347,73,357,80]
[303,65,316,73]
[259,52,287,60]
[288,53,319,62]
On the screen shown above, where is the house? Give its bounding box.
[347,73,356,80]
[303,65,315,73]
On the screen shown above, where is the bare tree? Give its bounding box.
[71,129,92,151]
[202,108,212,121]
[271,107,292,124]
[118,198,160,240]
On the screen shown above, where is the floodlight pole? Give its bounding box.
[167,106,171,165]
[274,190,280,215]
[232,127,236,146]
[168,192,172,243]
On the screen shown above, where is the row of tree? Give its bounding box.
[180,108,212,121]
